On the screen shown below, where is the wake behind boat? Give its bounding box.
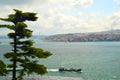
[59,66,82,72]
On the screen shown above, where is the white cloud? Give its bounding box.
[42,0,94,8]
[44,11,120,34]
[74,0,93,8]
[46,0,72,4]
[107,11,120,30]
[0,0,120,35]
[113,0,120,5]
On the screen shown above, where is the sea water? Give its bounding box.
[0,39,120,80]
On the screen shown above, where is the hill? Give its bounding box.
[45,30,120,42]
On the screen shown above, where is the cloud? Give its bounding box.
[37,10,120,35]
[0,0,32,5]
[74,0,94,8]
[113,0,120,5]
[41,0,94,8]
[107,11,120,29]
[46,0,72,3]
[0,29,9,35]
[36,11,106,34]
[0,0,120,35]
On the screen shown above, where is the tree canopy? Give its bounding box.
[0,9,52,80]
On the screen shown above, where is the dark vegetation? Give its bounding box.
[0,9,52,80]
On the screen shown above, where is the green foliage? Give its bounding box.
[4,52,16,59]
[0,60,7,76]
[26,47,52,58]
[0,9,38,24]
[0,9,52,80]
[17,40,34,47]
[26,63,47,75]
[8,33,15,38]
[0,25,15,30]
[7,64,14,68]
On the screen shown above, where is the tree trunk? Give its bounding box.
[12,32,17,80]
[12,59,17,80]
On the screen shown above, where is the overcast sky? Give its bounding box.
[0,0,120,35]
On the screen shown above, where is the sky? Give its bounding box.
[0,0,120,35]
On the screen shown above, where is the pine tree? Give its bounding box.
[0,60,7,76]
[0,9,52,80]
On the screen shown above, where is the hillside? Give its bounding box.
[45,30,120,42]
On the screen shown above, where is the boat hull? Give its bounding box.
[59,68,82,72]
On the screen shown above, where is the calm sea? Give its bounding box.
[0,39,120,80]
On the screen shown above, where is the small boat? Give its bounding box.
[59,66,82,72]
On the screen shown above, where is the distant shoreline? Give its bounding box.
[45,30,120,42]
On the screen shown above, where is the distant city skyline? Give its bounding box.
[0,0,120,35]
